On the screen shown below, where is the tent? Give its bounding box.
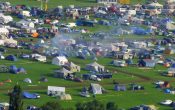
[4,79,12,83]
[23,78,32,83]
[17,67,26,74]
[54,68,73,78]
[52,56,68,66]
[164,89,171,93]
[57,93,72,100]
[86,62,105,72]
[9,65,18,73]
[64,62,81,72]
[171,63,175,68]
[0,82,4,86]
[166,22,175,31]
[139,59,156,68]
[5,55,17,61]
[90,83,103,94]
[32,32,39,38]
[148,2,163,8]
[40,77,48,82]
[23,91,40,99]
[114,84,126,91]
[0,102,9,110]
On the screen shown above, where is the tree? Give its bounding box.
[41,101,62,110]
[106,102,118,110]
[76,100,105,110]
[9,85,23,110]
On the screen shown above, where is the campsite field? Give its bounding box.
[0,53,175,109]
[0,0,175,109]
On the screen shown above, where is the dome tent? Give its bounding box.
[40,77,48,82]
[17,67,27,74]
[9,65,18,74]
[23,78,32,83]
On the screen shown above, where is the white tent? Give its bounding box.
[0,102,9,110]
[52,56,68,66]
[166,22,175,30]
[0,13,13,24]
[86,62,105,72]
[37,39,45,44]
[23,78,32,83]
[0,40,4,46]
[0,28,9,35]
[148,2,163,8]
[90,83,102,94]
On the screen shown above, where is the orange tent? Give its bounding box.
[32,32,39,38]
[0,82,4,86]
[4,79,12,83]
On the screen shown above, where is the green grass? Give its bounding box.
[0,0,98,8]
[0,57,175,109]
[0,0,166,8]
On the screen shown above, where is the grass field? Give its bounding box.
[0,0,166,8]
[0,55,175,109]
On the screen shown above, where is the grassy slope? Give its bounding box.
[0,56,175,109]
[0,0,166,8]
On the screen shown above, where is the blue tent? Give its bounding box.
[23,92,40,99]
[171,63,175,68]
[9,65,18,74]
[161,18,173,23]
[164,89,171,93]
[114,84,126,91]
[5,55,17,61]
[17,67,26,74]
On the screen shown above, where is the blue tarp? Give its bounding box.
[23,92,39,99]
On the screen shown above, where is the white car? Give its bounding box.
[160,100,173,105]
